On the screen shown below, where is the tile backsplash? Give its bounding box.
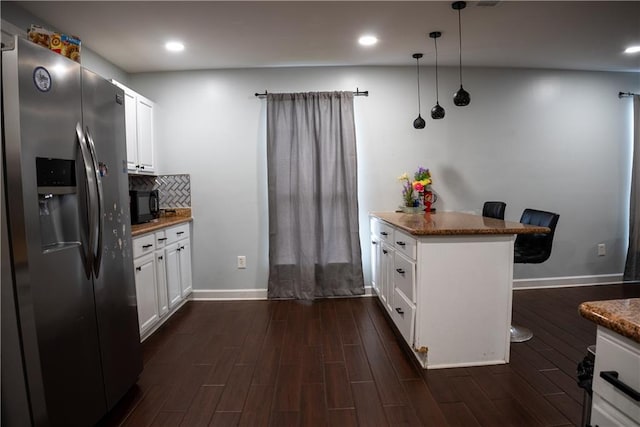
[129,174,191,208]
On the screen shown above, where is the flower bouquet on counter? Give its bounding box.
[398,166,433,213]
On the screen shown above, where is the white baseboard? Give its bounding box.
[190,289,268,300]
[513,273,623,290]
[190,286,375,301]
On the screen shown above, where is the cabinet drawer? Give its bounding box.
[371,218,394,243]
[394,229,417,260]
[592,393,640,427]
[133,234,155,258]
[394,252,415,303]
[592,327,640,421]
[155,230,167,249]
[391,288,416,345]
[165,223,190,245]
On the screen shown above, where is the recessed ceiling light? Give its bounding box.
[624,45,640,54]
[165,41,184,52]
[358,35,378,46]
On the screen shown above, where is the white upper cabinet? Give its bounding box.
[136,95,154,172]
[111,80,155,174]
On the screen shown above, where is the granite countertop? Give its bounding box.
[371,211,550,236]
[131,208,192,237]
[579,298,640,344]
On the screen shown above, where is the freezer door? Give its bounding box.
[81,68,142,409]
[2,38,107,425]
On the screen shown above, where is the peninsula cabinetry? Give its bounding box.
[111,80,155,173]
[590,327,640,426]
[132,222,192,340]
[369,212,548,369]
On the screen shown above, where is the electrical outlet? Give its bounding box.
[597,243,606,256]
[237,256,247,269]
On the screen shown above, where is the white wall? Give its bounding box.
[131,66,638,292]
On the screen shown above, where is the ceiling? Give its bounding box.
[13,1,640,74]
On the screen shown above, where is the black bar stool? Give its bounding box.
[512,208,560,342]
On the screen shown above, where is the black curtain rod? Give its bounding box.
[619,91,639,98]
[255,88,369,98]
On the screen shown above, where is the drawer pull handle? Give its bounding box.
[395,307,404,316]
[177,231,185,235]
[135,266,142,272]
[180,246,185,250]
[142,244,153,249]
[396,268,405,275]
[380,232,388,236]
[396,241,406,246]
[157,237,167,242]
[372,241,377,245]
[382,250,388,254]
[158,256,163,260]
[600,371,640,401]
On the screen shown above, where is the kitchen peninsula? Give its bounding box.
[370,211,549,369]
[579,299,640,425]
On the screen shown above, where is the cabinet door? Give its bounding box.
[165,242,182,308]
[178,239,193,297]
[134,253,158,335]
[136,96,154,172]
[123,89,138,171]
[370,236,380,296]
[156,251,169,317]
[380,243,394,313]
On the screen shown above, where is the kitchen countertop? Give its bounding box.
[371,211,550,236]
[131,208,192,237]
[579,298,640,344]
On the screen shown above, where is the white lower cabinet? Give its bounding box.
[164,223,193,308]
[133,253,158,335]
[370,215,514,369]
[590,326,640,426]
[132,221,192,340]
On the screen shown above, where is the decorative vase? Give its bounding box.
[423,187,437,213]
[402,206,424,214]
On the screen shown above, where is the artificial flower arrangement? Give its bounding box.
[398,166,432,208]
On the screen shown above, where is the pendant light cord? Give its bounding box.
[458,9,463,86]
[434,39,440,102]
[416,57,422,114]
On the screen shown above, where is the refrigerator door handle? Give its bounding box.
[76,123,97,277]
[85,127,104,277]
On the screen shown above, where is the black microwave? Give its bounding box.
[130,190,160,224]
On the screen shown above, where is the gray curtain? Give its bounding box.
[266,91,364,299]
[624,95,640,281]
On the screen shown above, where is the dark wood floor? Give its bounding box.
[100,283,640,427]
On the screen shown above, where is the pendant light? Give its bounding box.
[412,53,426,129]
[452,1,471,106]
[429,31,445,119]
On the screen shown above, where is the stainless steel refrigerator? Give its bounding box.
[1,36,142,426]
